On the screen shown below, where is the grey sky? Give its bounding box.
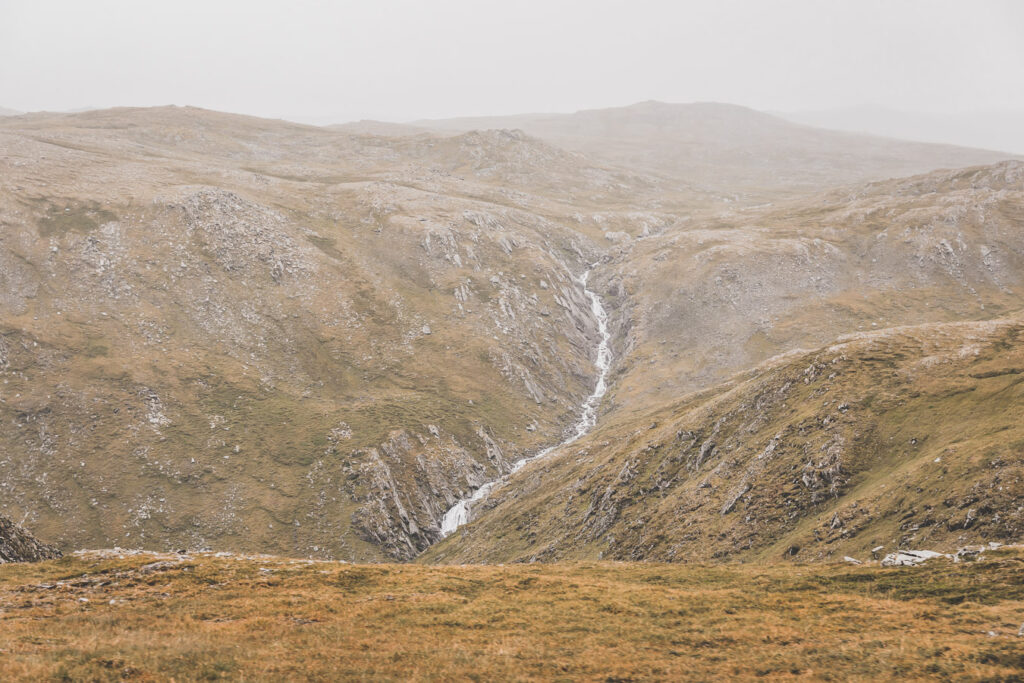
[2,0,1022,123]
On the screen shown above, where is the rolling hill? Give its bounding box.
[1,104,1021,566]
[424,317,1024,564]
[418,101,1019,203]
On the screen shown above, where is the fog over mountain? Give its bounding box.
[3,1,1023,134]
[3,1,1024,679]
[779,106,1024,155]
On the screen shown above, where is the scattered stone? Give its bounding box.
[954,546,984,561]
[843,556,862,565]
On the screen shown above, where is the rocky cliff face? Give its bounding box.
[0,514,61,563]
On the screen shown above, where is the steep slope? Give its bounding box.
[423,317,1024,564]
[0,514,60,563]
[0,106,674,560]
[420,101,1018,203]
[425,160,1024,564]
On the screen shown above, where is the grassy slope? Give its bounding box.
[2,107,1022,568]
[425,318,1024,565]
[1,107,685,560]
[1,550,1022,680]
[605,161,1024,411]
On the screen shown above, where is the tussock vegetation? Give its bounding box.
[1,550,1023,680]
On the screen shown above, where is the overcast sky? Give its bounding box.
[2,0,1022,123]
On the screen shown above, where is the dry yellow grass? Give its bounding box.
[1,550,1023,681]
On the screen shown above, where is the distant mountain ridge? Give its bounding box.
[413,101,1019,203]
[778,106,1024,156]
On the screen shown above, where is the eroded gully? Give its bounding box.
[439,263,613,537]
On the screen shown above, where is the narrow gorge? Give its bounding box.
[440,264,614,537]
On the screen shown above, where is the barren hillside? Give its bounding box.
[602,161,1024,412]
[425,318,1024,564]
[420,101,1019,203]
[1,105,1021,565]
[0,106,670,560]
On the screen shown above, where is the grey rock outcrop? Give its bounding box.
[0,514,61,563]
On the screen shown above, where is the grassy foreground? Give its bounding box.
[1,551,1023,681]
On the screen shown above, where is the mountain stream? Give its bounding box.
[439,265,612,537]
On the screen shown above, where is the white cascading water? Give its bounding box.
[439,264,612,537]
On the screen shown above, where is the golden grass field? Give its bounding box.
[1,550,1023,681]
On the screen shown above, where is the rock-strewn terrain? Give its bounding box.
[1,104,1021,563]
[0,106,657,560]
[425,318,1024,564]
[0,514,60,563]
[605,161,1024,411]
[427,160,1024,563]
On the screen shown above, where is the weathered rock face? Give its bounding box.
[348,426,508,559]
[0,514,61,563]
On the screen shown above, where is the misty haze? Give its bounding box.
[1,1,1023,680]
